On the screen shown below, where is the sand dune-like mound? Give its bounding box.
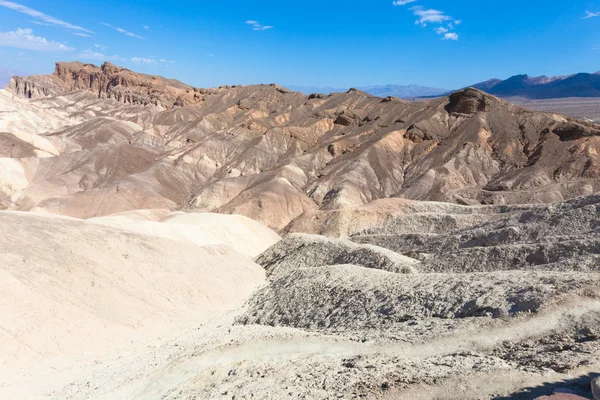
[89,210,281,257]
[0,211,265,397]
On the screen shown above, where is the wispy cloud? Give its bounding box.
[73,32,92,37]
[584,11,600,19]
[392,0,416,5]
[131,57,157,65]
[442,32,459,41]
[100,22,144,39]
[159,59,175,64]
[94,44,108,50]
[0,28,74,51]
[30,20,52,27]
[434,27,448,34]
[78,49,123,61]
[0,0,92,33]
[246,20,274,31]
[143,25,149,29]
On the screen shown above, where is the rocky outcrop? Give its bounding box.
[9,61,207,109]
[445,87,492,115]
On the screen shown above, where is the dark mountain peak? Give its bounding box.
[471,78,502,92]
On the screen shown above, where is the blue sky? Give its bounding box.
[0,0,598,89]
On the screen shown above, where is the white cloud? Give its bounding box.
[144,25,149,29]
[78,49,123,61]
[100,22,144,39]
[94,44,108,50]
[392,0,416,5]
[131,57,158,65]
[73,32,92,37]
[584,11,600,18]
[411,6,452,26]
[130,57,176,65]
[0,0,92,33]
[435,27,448,34]
[0,28,74,51]
[442,32,459,41]
[245,20,274,31]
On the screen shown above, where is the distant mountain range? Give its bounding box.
[289,72,600,100]
[470,72,600,99]
[287,84,449,98]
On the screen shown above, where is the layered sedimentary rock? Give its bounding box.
[3,62,600,230]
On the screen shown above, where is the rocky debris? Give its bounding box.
[239,264,599,331]
[346,195,600,273]
[257,233,419,277]
[234,191,600,397]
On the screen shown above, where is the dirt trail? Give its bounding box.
[50,296,600,399]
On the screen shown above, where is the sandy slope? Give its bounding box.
[0,211,267,398]
[88,210,281,258]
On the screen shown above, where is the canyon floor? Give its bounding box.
[1,63,600,399]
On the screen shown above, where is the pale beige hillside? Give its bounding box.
[89,210,281,257]
[0,211,265,398]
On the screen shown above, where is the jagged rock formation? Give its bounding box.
[9,61,206,108]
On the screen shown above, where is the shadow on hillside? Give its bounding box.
[494,372,598,399]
